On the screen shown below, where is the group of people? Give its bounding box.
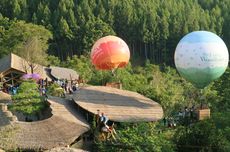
[163,106,198,128]
[2,85,19,95]
[57,79,79,94]
[38,79,48,98]
[178,106,196,118]
[96,110,117,141]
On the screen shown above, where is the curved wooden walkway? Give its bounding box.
[0,97,90,150]
[73,86,163,122]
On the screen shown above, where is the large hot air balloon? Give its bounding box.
[91,35,130,70]
[174,31,229,88]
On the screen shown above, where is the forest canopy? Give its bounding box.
[0,0,229,65]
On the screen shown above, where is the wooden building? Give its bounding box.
[0,53,49,88]
[45,66,79,82]
[0,53,80,90]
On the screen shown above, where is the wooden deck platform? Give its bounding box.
[72,86,163,122]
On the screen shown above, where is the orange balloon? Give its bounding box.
[91,35,130,70]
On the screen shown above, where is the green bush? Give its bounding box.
[173,119,230,152]
[47,83,65,97]
[95,122,175,152]
[9,80,47,116]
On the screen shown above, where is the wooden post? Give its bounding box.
[70,74,72,86]
[0,73,3,82]
[45,78,48,87]
[11,73,14,86]
[0,74,3,90]
[86,112,89,121]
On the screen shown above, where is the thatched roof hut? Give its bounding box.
[45,66,79,81]
[0,53,50,86]
[73,86,163,122]
[0,97,90,150]
[14,116,89,150]
[0,53,79,87]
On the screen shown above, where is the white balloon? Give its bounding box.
[174,31,229,88]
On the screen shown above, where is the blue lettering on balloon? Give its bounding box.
[200,55,225,62]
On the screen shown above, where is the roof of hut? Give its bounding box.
[0,97,90,150]
[0,53,50,80]
[14,116,89,150]
[73,86,164,122]
[48,66,79,80]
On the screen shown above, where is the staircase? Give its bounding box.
[0,103,17,127]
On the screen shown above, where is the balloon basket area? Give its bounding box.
[197,108,210,120]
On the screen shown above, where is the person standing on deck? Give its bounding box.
[100,112,109,124]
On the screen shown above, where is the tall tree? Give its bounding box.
[18,37,48,73]
[0,19,52,58]
[0,0,229,64]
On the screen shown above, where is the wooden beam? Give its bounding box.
[2,68,25,76]
[11,73,14,85]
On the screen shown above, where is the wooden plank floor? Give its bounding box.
[72,86,164,122]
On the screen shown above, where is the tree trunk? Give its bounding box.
[139,41,142,57]
[30,65,34,74]
[150,43,152,61]
[132,43,135,57]
[144,43,147,60]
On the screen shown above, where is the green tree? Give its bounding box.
[0,20,52,58]
[64,55,93,83]
[96,122,175,152]
[82,18,115,51]
[47,55,61,66]
[213,67,230,111]
[0,16,12,57]
[11,0,21,18]
[174,119,230,152]
[18,36,48,73]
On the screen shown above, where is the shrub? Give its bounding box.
[47,83,65,97]
[95,122,175,152]
[173,119,230,152]
[9,80,47,116]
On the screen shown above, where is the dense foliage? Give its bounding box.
[9,80,47,116]
[95,123,175,152]
[1,0,230,64]
[174,119,230,152]
[47,83,65,97]
[0,16,52,59]
[0,0,230,151]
